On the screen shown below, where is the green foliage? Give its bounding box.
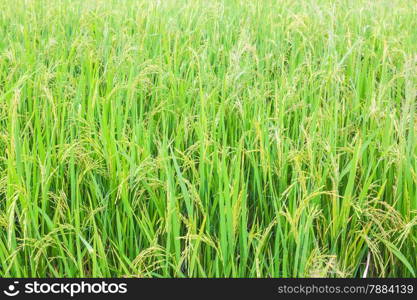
[0,0,416,277]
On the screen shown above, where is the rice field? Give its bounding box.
[0,0,416,277]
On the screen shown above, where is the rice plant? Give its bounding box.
[0,0,416,277]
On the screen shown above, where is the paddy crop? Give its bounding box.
[0,0,416,277]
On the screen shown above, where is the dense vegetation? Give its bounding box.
[0,0,416,277]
